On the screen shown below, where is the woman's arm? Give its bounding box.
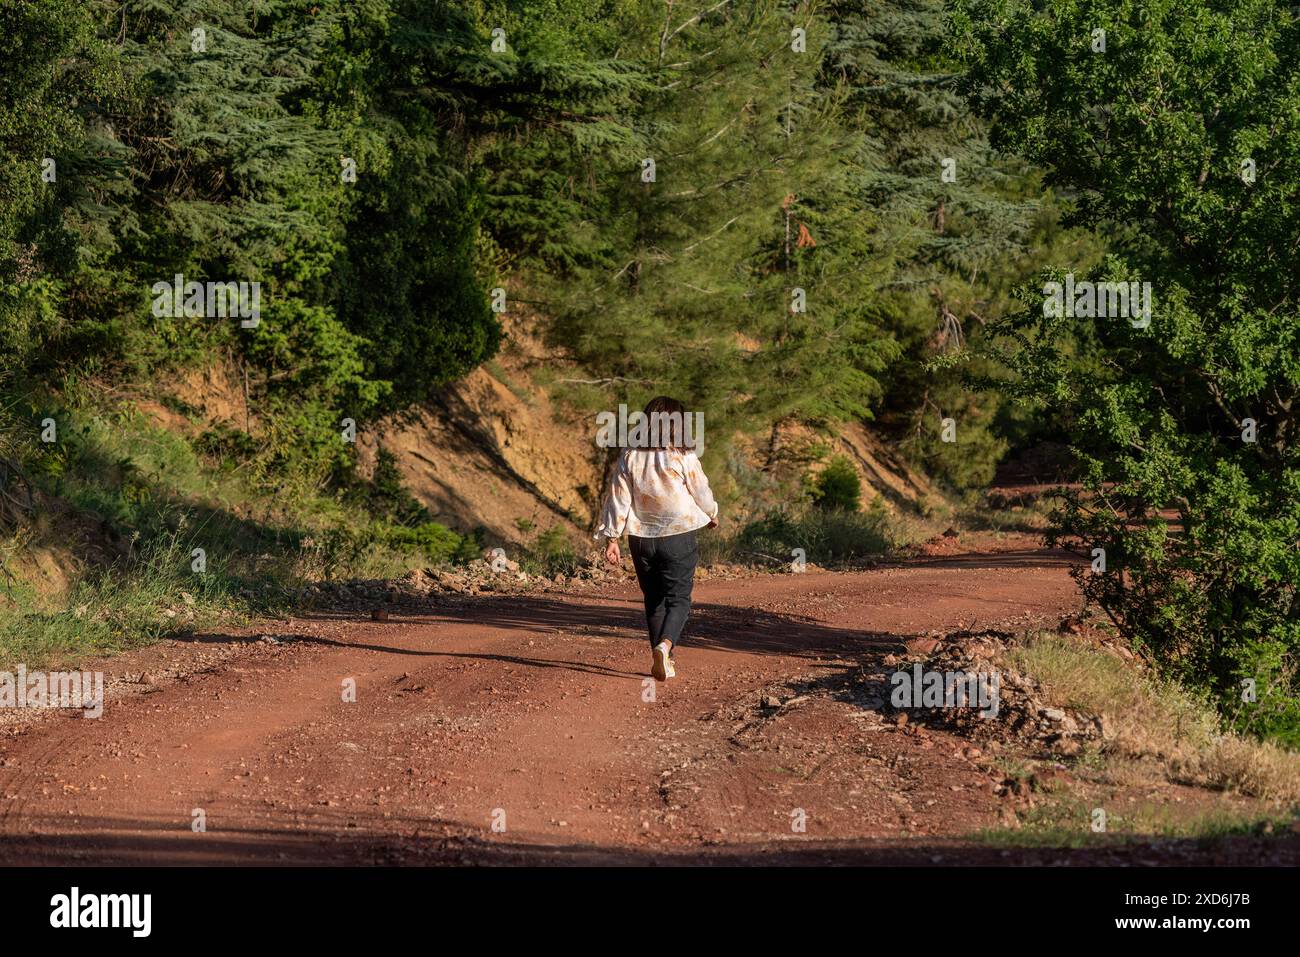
[681,451,719,524]
[595,453,633,541]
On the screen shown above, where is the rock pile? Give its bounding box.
[883,631,1112,758]
[299,550,637,608]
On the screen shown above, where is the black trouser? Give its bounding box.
[628,530,699,649]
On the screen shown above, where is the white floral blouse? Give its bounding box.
[596,448,719,539]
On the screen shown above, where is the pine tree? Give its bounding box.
[555,0,898,493]
[824,0,1075,488]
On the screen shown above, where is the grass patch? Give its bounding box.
[0,527,265,668]
[518,525,583,578]
[702,504,898,568]
[1004,633,1300,803]
[979,796,1293,847]
[952,496,1054,534]
[484,360,532,405]
[0,390,483,668]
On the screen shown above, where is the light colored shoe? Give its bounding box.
[652,641,672,681]
[665,654,676,679]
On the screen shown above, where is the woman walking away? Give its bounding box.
[597,396,718,681]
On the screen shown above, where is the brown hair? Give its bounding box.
[641,395,691,451]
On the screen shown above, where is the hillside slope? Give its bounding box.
[347,311,943,547]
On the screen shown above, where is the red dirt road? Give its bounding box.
[0,541,1291,865]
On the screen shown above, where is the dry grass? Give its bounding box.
[1005,633,1300,803]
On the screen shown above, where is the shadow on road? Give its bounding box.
[172,595,901,675]
[3,812,1295,866]
[882,546,1080,570]
[166,546,1080,679]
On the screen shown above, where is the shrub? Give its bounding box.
[522,525,582,578]
[380,521,479,566]
[810,455,862,512]
[710,504,894,567]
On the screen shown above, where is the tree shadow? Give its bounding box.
[3,811,1295,867]
[167,549,1071,684]
[881,546,1079,570]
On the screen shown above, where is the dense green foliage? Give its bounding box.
[2,0,634,480]
[3,0,1065,493]
[812,455,863,511]
[551,1,897,459]
[956,0,1300,743]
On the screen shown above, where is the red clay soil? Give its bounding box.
[0,536,1294,865]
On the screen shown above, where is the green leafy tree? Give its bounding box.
[0,0,129,369]
[321,0,645,410]
[956,0,1300,742]
[4,1,636,484]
